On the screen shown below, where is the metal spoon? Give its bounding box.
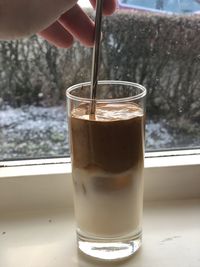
[90,0,104,115]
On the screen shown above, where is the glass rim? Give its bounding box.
[66,80,146,103]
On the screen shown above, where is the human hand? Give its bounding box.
[39,0,116,47]
[0,0,116,47]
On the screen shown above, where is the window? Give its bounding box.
[119,0,200,13]
[0,0,200,162]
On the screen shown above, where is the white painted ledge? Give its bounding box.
[0,151,200,213]
[0,199,200,267]
[0,151,200,266]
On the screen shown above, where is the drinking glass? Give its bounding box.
[66,80,146,261]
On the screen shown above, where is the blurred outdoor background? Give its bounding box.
[0,1,200,160]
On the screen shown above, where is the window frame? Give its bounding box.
[0,149,200,204]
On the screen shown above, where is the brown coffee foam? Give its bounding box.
[69,103,144,173]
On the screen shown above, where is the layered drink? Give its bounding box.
[69,102,145,238]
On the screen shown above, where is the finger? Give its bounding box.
[38,21,74,48]
[89,0,116,15]
[59,4,95,47]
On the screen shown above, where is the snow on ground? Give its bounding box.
[0,106,69,160]
[0,105,197,160]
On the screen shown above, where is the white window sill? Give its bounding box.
[0,150,200,266]
[0,150,200,213]
[0,199,200,267]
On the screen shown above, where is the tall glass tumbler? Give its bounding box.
[66,81,146,261]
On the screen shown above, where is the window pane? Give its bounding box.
[119,0,200,13]
[0,1,200,161]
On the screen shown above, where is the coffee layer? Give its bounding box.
[70,103,144,173]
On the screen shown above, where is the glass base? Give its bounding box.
[77,231,142,261]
